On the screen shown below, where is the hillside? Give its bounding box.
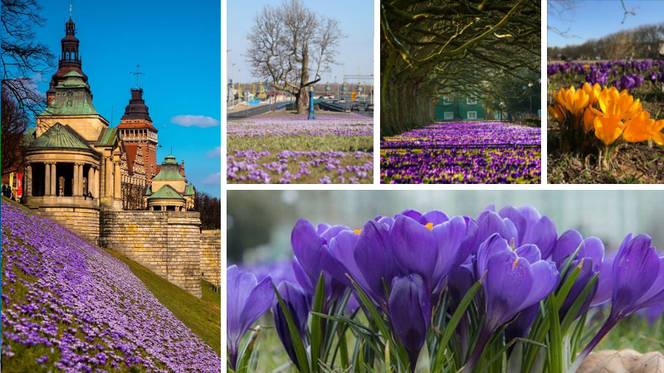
[0,199,221,372]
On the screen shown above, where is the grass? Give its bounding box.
[228,134,373,153]
[246,312,663,373]
[104,249,221,355]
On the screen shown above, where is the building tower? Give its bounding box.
[117,85,159,183]
[47,17,89,106]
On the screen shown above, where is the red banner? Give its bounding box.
[16,172,22,198]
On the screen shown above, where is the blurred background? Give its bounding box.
[227,190,664,264]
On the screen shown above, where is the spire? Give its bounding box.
[130,64,145,89]
[121,87,153,122]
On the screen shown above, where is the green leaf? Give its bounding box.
[433,272,486,371]
[311,273,326,373]
[236,326,261,373]
[273,283,311,373]
[546,293,563,373]
[415,341,431,373]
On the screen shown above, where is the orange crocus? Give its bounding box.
[594,115,625,146]
[623,111,655,143]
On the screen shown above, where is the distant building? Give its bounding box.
[145,154,195,211]
[435,96,487,121]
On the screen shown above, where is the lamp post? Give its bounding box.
[232,63,236,107]
[226,50,231,106]
[528,82,533,114]
[238,70,242,100]
[308,85,315,120]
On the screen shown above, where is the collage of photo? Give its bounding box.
[1,0,663,372]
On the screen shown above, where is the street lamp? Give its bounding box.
[232,63,236,107]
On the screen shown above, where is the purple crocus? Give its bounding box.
[227,265,275,370]
[291,219,348,305]
[388,274,432,373]
[273,281,310,370]
[572,234,664,371]
[468,234,559,370]
[390,214,472,297]
[322,219,402,308]
[499,205,558,260]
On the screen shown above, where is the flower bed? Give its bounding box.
[380,121,541,184]
[1,202,220,373]
[227,112,374,184]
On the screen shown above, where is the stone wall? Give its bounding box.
[99,210,202,297]
[200,230,221,287]
[36,207,100,243]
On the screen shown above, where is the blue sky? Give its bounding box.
[548,0,664,48]
[33,0,221,197]
[227,0,374,88]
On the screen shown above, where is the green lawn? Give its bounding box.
[104,249,221,355]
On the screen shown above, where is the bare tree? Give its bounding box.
[1,88,29,175]
[1,0,54,114]
[246,0,345,114]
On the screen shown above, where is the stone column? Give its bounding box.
[44,162,51,196]
[87,166,94,196]
[50,163,57,196]
[25,164,32,197]
[105,157,113,197]
[94,168,99,198]
[114,158,121,199]
[78,163,84,196]
[73,163,80,196]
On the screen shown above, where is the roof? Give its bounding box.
[124,143,138,173]
[148,184,185,201]
[21,128,37,147]
[184,184,195,196]
[96,128,118,147]
[28,123,94,151]
[39,72,100,116]
[144,185,152,196]
[162,154,178,165]
[116,120,158,132]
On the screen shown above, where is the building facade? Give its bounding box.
[435,96,488,121]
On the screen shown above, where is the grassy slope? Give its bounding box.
[0,197,221,355]
[103,250,221,355]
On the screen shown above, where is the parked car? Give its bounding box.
[339,99,346,104]
[365,103,374,111]
[350,104,361,111]
[333,100,340,104]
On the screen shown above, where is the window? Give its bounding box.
[467,111,478,120]
[444,112,454,120]
[467,97,477,105]
[443,96,452,106]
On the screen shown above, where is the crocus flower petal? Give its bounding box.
[291,219,323,283]
[389,274,431,373]
[611,234,659,316]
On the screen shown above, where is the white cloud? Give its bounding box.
[205,147,222,159]
[170,115,220,128]
[202,172,222,185]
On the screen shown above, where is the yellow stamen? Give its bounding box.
[353,229,361,235]
[513,258,519,270]
[425,222,434,230]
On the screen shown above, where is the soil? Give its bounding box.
[548,121,664,184]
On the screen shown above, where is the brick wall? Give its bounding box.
[37,207,100,243]
[99,210,202,297]
[200,230,221,287]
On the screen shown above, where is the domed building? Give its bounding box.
[145,155,195,211]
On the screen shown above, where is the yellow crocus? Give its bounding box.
[623,111,655,143]
[582,82,601,106]
[652,120,664,145]
[548,104,565,125]
[555,86,589,116]
[594,115,625,146]
[595,88,642,120]
[583,108,596,132]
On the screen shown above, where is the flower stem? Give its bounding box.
[464,326,492,373]
[569,317,618,373]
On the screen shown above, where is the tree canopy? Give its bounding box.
[380,0,541,136]
[246,0,345,114]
